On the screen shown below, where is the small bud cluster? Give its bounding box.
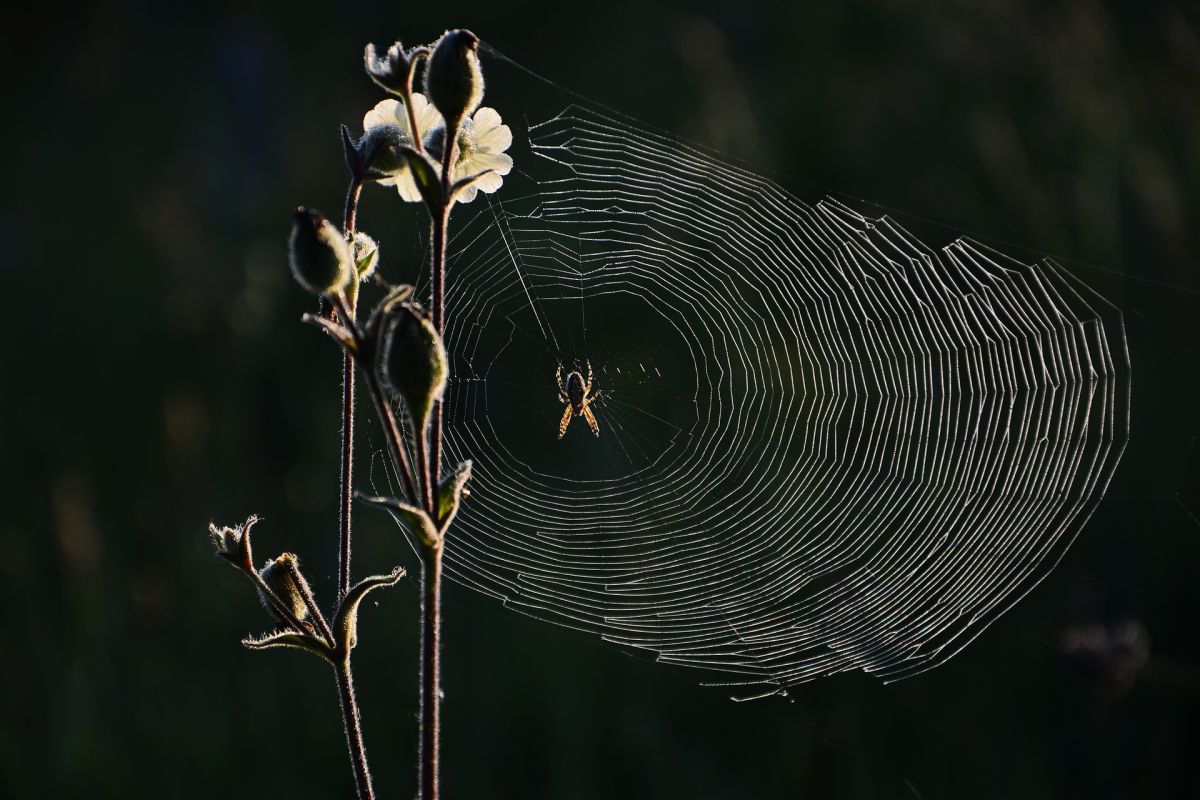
[209,514,404,664]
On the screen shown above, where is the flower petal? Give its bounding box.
[475,121,512,156]
[364,99,402,133]
[394,171,424,203]
[471,170,505,195]
[463,151,513,177]
[408,93,444,140]
[456,182,480,204]
[471,107,502,135]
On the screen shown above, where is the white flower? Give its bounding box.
[362,92,512,204]
[450,107,514,204]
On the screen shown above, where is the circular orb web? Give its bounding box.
[427,102,1129,699]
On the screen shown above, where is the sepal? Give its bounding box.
[333,567,406,654]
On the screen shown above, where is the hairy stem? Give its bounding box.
[402,80,425,158]
[335,656,376,800]
[429,199,449,498]
[344,178,363,238]
[283,556,335,647]
[418,548,443,800]
[415,122,456,800]
[337,177,363,602]
[363,371,421,504]
[416,434,434,518]
[337,300,358,602]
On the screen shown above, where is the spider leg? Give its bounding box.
[556,362,565,394]
[585,360,593,391]
[557,404,574,439]
[582,403,600,437]
[558,392,569,404]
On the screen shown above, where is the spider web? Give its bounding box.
[423,90,1130,699]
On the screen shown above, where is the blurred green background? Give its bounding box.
[3,1,1198,797]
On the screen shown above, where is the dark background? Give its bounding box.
[3,1,1199,798]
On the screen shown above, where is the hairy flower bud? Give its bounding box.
[424,29,483,127]
[376,301,447,433]
[364,41,416,95]
[210,515,258,572]
[288,207,352,296]
[257,553,309,627]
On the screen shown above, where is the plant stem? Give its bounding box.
[363,371,421,504]
[430,124,457,497]
[416,122,456,800]
[338,177,363,602]
[418,547,443,800]
[416,434,434,518]
[335,655,376,800]
[344,178,363,238]
[429,199,448,498]
[337,300,357,602]
[283,556,336,647]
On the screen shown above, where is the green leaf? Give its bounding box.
[437,460,472,531]
[300,312,356,352]
[362,284,416,349]
[340,123,362,178]
[356,492,440,548]
[242,630,333,663]
[333,568,406,654]
[449,169,495,202]
[399,146,443,207]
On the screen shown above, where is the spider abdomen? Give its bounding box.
[566,371,586,409]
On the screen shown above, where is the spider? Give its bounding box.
[556,360,601,438]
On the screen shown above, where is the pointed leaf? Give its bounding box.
[357,492,440,548]
[301,311,357,351]
[333,567,406,654]
[242,630,334,663]
[341,123,362,178]
[437,460,472,531]
[399,145,443,207]
[362,284,416,345]
[449,169,496,202]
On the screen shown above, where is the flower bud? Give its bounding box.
[257,553,309,627]
[210,515,258,572]
[288,207,352,296]
[376,301,447,433]
[356,124,408,177]
[364,41,416,95]
[424,29,483,127]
